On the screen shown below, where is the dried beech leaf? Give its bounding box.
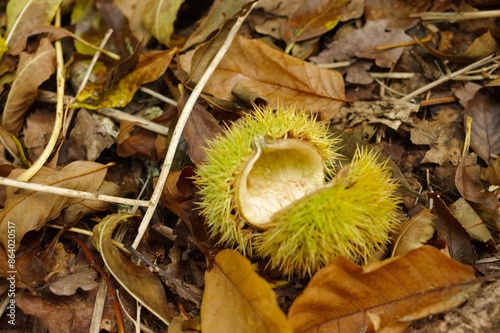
[183,0,252,50]
[0,161,108,250]
[429,193,477,265]
[455,154,500,230]
[288,246,476,333]
[2,38,56,135]
[181,35,346,120]
[201,249,291,333]
[464,83,500,164]
[5,0,63,50]
[281,0,349,44]
[415,30,498,63]
[449,198,493,243]
[143,0,185,47]
[48,266,99,296]
[73,50,174,110]
[178,94,224,164]
[95,213,173,325]
[483,156,500,185]
[391,208,436,257]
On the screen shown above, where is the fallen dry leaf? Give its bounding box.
[2,38,56,135]
[455,153,500,230]
[4,0,63,50]
[94,213,175,325]
[391,208,436,257]
[22,108,55,162]
[201,249,292,333]
[449,198,494,243]
[364,0,430,30]
[73,49,174,110]
[464,82,500,165]
[183,0,252,50]
[288,246,477,333]
[48,265,99,296]
[68,109,115,161]
[0,161,109,250]
[182,35,347,120]
[142,0,184,47]
[311,19,413,68]
[428,193,477,266]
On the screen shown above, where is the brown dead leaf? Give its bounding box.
[428,193,477,265]
[410,107,463,166]
[4,0,63,50]
[15,289,125,333]
[183,0,252,50]
[464,83,500,165]
[288,246,476,333]
[415,30,498,63]
[2,38,56,135]
[73,50,174,110]
[179,94,224,164]
[94,213,175,325]
[391,208,436,257]
[23,108,55,162]
[483,156,500,185]
[201,249,292,333]
[455,153,500,230]
[69,109,115,161]
[280,0,349,45]
[449,198,494,243]
[364,0,430,30]
[311,19,413,68]
[158,166,196,216]
[0,161,109,250]
[48,266,99,296]
[181,35,347,120]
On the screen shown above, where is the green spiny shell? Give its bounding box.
[256,149,400,276]
[194,105,341,256]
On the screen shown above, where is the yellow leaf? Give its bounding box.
[201,249,291,333]
[143,0,185,47]
[73,50,174,110]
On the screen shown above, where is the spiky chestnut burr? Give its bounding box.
[194,105,399,276]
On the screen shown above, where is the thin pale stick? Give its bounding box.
[98,108,169,136]
[140,87,177,106]
[131,1,260,249]
[398,54,500,102]
[410,10,500,21]
[0,176,149,206]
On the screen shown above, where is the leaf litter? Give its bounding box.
[0,0,499,332]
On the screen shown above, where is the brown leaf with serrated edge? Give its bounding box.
[4,0,62,50]
[202,249,292,333]
[94,213,175,325]
[288,246,476,333]
[429,193,477,265]
[0,161,109,251]
[181,35,347,120]
[464,81,500,165]
[2,38,56,135]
